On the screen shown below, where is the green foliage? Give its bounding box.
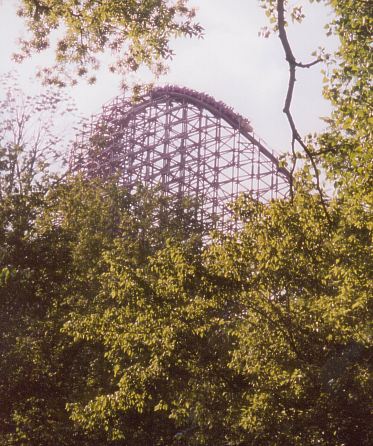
[0,82,100,445]
[0,159,209,444]
[207,184,372,445]
[1,1,372,445]
[14,0,203,86]
[63,225,242,445]
[319,0,372,226]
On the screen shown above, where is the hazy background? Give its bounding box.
[0,0,337,155]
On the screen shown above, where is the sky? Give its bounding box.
[0,0,337,156]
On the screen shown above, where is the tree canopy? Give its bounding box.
[14,0,203,86]
[0,1,372,445]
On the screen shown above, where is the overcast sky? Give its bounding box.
[0,0,337,155]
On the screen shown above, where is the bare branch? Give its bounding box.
[289,136,296,201]
[276,0,331,223]
[296,59,322,69]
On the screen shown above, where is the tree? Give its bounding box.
[0,73,73,196]
[318,0,372,228]
[203,1,372,443]
[13,0,203,86]
[62,206,243,445]
[1,129,210,444]
[0,78,106,445]
[206,184,372,445]
[1,1,371,445]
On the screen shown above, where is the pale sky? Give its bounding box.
[0,0,337,155]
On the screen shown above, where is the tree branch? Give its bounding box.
[276,0,331,223]
[296,59,322,69]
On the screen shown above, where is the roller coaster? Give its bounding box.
[70,86,290,229]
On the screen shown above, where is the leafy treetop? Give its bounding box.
[14,0,203,86]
